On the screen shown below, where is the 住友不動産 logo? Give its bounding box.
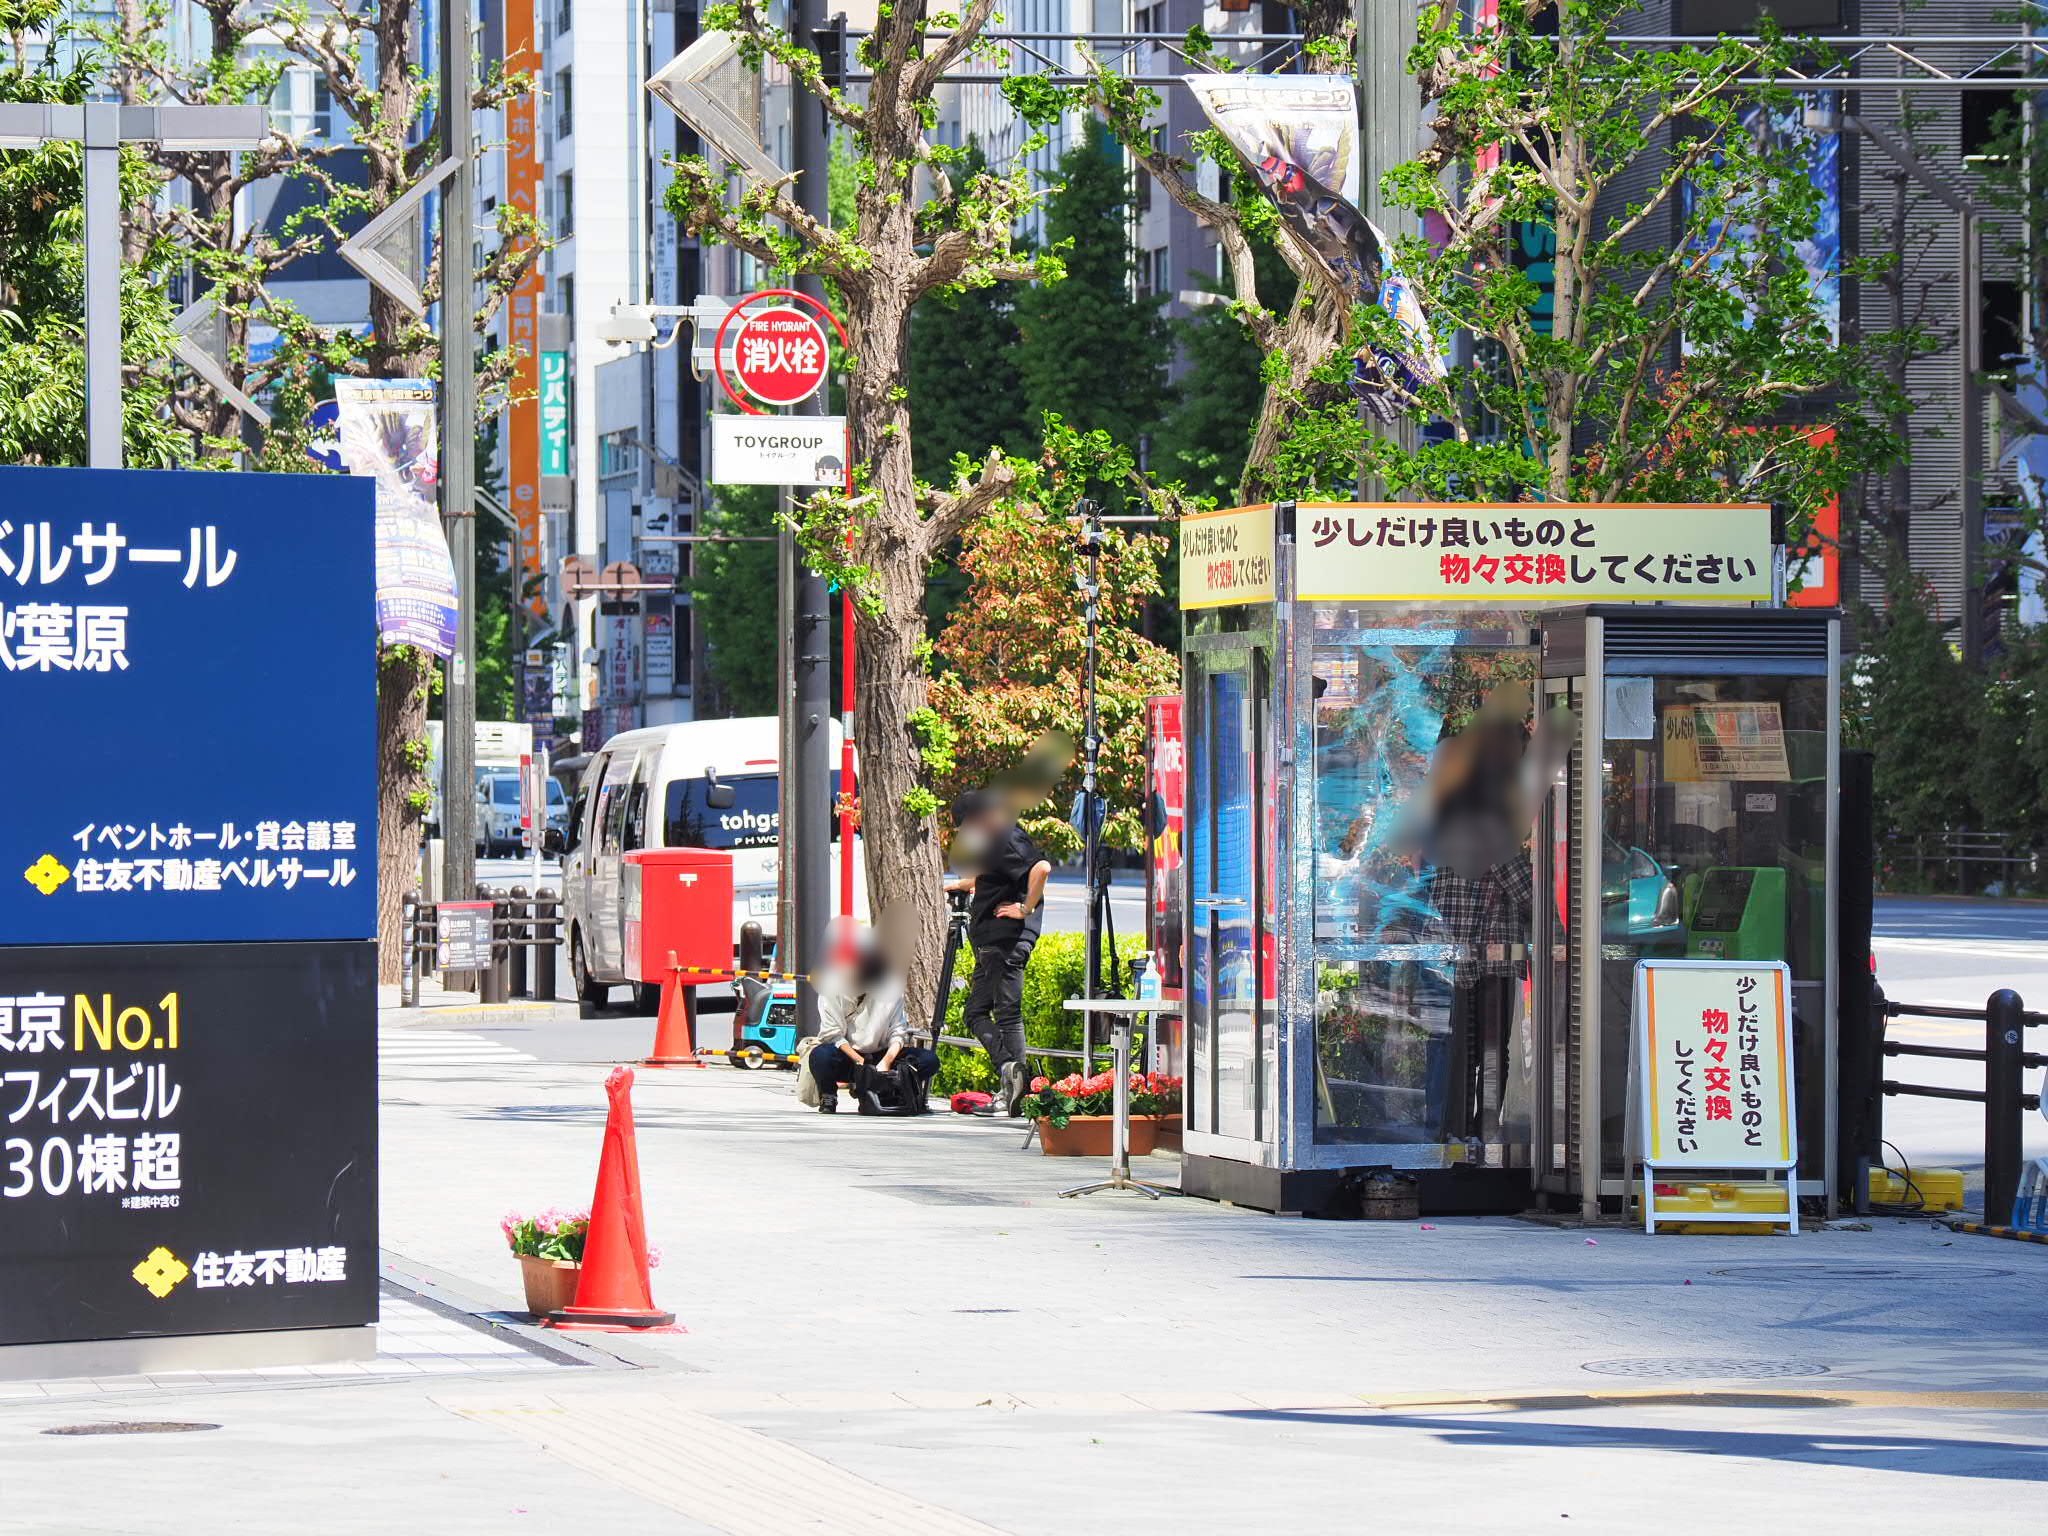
[23,852,70,895]
[131,1247,191,1299]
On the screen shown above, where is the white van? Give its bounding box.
[556,717,866,1007]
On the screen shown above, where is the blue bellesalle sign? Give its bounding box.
[0,466,377,944]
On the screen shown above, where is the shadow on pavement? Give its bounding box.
[1207,1407,2048,1480]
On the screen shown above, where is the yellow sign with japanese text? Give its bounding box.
[1294,502,1773,602]
[1179,503,1277,609]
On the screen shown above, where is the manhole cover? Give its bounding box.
[1582,1358,1830,1380]
[43,1421,221,1436]
[1707,1263,2013,1284]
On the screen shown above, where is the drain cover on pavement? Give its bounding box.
[43,1421,221,1436]
[1581,1358,1831,1379]
[1706,1263,2012,1284]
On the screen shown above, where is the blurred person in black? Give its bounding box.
[946,789,1051,1116]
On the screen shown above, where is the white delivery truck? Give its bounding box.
[425,720,534,854]
[556,717,866,1008]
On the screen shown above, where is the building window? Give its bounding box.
[1981,280,2023,372]
[554,68,573,142]
[599,431,642,478]
[1675,1,1840,30]
[559,273,574,318]
[1136,1,1167,45]
[555,0,572,40]
[1149,246,1169,299]
[556,172,573,236]
[1963,85,2021,163]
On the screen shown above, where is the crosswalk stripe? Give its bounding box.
[1875,937,2048,958]
[379,1031,537,1067]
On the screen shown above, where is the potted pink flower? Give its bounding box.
[501,1208,590,1315]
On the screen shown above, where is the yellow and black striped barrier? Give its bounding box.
[1955,1221,2048,1245]
[663,962,808,985]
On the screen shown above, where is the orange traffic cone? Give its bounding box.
[642,952,705,1068]
[546,1066,679,1332]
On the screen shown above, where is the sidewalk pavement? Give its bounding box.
[3,1001,2045,1534]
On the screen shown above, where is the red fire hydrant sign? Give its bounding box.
[731,307,830,407]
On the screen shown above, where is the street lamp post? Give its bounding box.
[0,103,268,468]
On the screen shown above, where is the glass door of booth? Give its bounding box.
[1307,623,1540,1171]
[1185,637,1277,1157]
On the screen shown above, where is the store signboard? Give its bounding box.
[1294,503,1773,603]
[0,467,377,947]
[0,942,377,1347]
[1178,504,1277,609]
[1177,503,1773,608]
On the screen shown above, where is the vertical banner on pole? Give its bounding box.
[504,0,547,624]
[334,379,457,658]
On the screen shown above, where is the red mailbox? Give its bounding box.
[623,848,735,986]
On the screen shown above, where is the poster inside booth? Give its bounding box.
[0,465,378,1358]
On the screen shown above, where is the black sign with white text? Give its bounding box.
[0,941,376,1346]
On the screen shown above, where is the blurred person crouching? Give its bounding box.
[806,923,938,1115]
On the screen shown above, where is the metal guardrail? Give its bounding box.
[400,886,562,1007]
[1878,984,2047,1220]
[1885,832,2042,894]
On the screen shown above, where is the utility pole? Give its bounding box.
[442,0,479,911]
[785,0,835,1030]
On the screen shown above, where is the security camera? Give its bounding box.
[598,303,657,346]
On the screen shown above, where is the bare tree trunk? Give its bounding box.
[376,647,434,982]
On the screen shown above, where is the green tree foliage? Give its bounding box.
[687,485,779,716]
[1086,2,1907,523]
[924,425,1179,859]
[1846,579,2048,882]
[1844,579,1977,849]
[0,1,186,467]
[1013,121,1170,456]
[908,146,1029,482]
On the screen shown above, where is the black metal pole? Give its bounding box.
[533,886,558,1001]
[789,0,834,1039]
[1986,988,2026,1222]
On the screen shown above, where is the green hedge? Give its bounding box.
[933,930,1150,1096]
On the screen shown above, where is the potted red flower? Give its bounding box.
[1017,1071,1184,1157]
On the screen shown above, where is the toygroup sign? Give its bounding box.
[730,306,830,406]
[0,466,377,1366]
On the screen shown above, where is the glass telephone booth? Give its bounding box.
[1177,505,1840,1217]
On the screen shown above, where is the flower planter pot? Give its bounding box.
[518,1254,582,1316]
[1148,1114,1183,1154]
[1037,1114,1159,1158]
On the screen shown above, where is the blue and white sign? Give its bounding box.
[0,466,377,945]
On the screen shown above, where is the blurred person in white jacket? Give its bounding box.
[806,928,939,1114]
